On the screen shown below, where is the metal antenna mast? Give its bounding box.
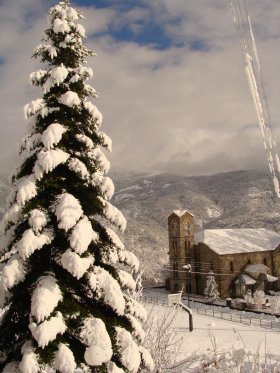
[229,0,280,198]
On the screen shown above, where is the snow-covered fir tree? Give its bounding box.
[0,1,154,372]
[204,271,220,303]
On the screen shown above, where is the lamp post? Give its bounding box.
[183,263,192,307]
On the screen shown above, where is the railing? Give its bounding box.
[142,296,280,330]
[143,296,169,306]
[142,282,165,289]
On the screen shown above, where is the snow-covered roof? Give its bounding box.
[235,274,256,285]
[245,263,269,275]
[267,274,278,282]
[244,264,278,282]
[172,209,194,217]
[195,228,280,255]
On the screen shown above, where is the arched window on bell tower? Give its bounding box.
[185,241,191,262]
[173,262,178,279]
[173,241,177,255]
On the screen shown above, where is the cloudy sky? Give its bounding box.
[1,0,280,176]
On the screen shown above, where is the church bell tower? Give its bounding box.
[168,210,196,294]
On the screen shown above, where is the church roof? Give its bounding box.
[172,209,194,217]
[195,228,280,255]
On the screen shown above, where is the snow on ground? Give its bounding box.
[163,183,170,189]
[143,180,152,186]
[116,185,143,194]
[176,308,279,357]
[248,187,264,198]
[114,193,135,202]
[206,206,221,218]
[143,289,280,359]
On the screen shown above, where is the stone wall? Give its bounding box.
[195,244,274,298]
[272,245,280,291]
[195,243,220,296]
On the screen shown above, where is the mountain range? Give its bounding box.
[1,169,280,282]
[111,170,280,282]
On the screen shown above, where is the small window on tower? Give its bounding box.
[230,261,234,273]
[185,242,190,260]
[173,241,177,255]
[173,262,178,279]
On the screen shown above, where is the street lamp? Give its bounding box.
[183,263,192,307]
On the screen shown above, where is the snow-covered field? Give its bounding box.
[143,289,280,363]
[146,303,280,357]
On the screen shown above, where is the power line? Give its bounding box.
[229,0,280,198]
[168,259,244,273]
[162,268,239,276]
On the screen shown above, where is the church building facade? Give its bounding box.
[168,210,280,299]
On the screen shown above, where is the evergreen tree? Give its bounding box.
[0,1,153,372]
[204,271,220,303]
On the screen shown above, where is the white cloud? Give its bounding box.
[0,0,280,177]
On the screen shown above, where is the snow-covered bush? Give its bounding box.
[269,296,280,314]
[244,289,254,305]
[165,331,280,373]
[245,289,266,309]
[253,290,266,308]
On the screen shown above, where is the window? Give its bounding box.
[173,262,178,279]
[185,281,191,294]
[185,242,190,260]
[230,261,234,273]
[185,241,191,260]
[263,258,267,266]
[171,220,178,237]
[183,220,191,236]
[173,241,177,255]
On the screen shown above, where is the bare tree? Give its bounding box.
[143,304,184,372]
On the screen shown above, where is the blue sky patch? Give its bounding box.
[74,0,137,11]
[189,38,210,52]
[111,22,173,50]
[75,0,177,50]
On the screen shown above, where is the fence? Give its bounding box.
[142,296,280,331]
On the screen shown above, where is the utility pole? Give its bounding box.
[183,263,192,307]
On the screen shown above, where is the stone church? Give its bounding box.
[168,210,280,298]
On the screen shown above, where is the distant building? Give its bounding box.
[168,210,280,298]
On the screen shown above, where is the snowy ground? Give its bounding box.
[143,289,280,359]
